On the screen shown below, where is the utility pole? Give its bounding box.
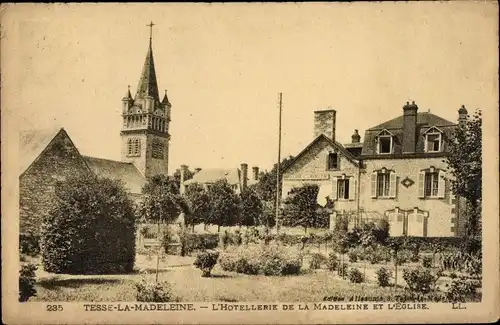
[275,93,283,235]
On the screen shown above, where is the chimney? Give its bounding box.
[194,168,202,174]
[458,105,468,124]
[314,109,336,142]
[402,101,418,153]
[252,166,259,181]
[180,165,188,194]
[351,129,361,143]
[240,163,248,190]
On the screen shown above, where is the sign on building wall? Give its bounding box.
[283,173,330,180]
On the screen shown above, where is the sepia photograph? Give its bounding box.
[1,2,499,324]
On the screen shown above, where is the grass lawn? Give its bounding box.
[32,252,414,302]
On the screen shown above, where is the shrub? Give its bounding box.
[326,253,338,271]
[19,263,37,302]
[376,267,392,287]
[161,226,174,254]
[403,268,440,294]
[348,267,364,283]
[234,230,243,246]
[19,233,41,257]
[348,249,359,263]
[309,253,327,270]
[338,263,348,278]
[422,256,433,268]
[135,280,174,302]
[185,233,219,253]
[395,250,412,266]
[41,176,136,274]
[194,250,219,277]
[446,276,478,302]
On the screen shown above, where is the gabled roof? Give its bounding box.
[19,127,66,176]
[135,39,160,102]
[184,168,241,186]
[83,156,146,195]
[282,134,359,173]
[368,112,456,130]
[422,125,444,135]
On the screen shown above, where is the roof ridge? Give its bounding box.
[83,155,134,165]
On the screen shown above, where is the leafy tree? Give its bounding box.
[445,109,482,237]
[239,188,263,227]
[183,183,211,231]
[172,167,194,190]
[254,155,295,202]
[139,175,189,281]
[206,179,242,232]
[259,201,277,228]
[281,184,320,233]
[41,175,136,274]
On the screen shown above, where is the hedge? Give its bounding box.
[41,175,136,274]
[19,233,41,257]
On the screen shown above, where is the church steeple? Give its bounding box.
[135,21,160,102]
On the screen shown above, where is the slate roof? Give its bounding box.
[361,112,457,156]
[184,168,241,186]
[19,127,66,176]
[135,39,160,102]
[83,156,146,195]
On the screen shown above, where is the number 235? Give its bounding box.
[46,304,63,311]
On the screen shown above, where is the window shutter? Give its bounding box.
[418,171,425,198]
[370,172,377,198]
[437,170,446,198]
[389,172,397,198]
[331,178,338,200]
[348,177,356,201]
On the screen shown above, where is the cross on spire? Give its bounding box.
[147,21,155,41]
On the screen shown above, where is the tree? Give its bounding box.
[239,188,263,228]
[254,155,295,202]
[183,183,211,231]
[172,167,194,190]
[139,175,189,282]
[445,109,482,238]
[206,179,242,232]
[281,184,320,233]
[41,175,136,274]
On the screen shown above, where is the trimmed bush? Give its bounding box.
[19,263,37,302]
[348,267,364,283]
[422,256,433,268]
[19,233,41,257]
[326,253,338,271]
[403,268,440,294]
[194,250,220,277]
[309,253,327,270]
[41,176,136,274]
[348,249,359,263]
[376,267,392,287]
[446,276,478,302]
[135,280,174,302]
[184,234,219,254]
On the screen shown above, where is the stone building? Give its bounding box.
[281,102,469,237]
[19,31,171,235]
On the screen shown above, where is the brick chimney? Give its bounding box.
[351,129,361,143]
[180,165,188,194]
[402,101,418,153]
[252,166,259,181]
[458,105,468,124]
[240,163,248,190]
[314,109,336,142]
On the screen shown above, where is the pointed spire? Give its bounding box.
[124,85,132,100]
[162,89,171,106]
[135,22,160,101]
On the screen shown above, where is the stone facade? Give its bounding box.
[19,129,92,235]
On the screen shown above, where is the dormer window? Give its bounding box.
[423,127,444,153]
[375,129,394,154]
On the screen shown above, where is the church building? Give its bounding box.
[19,25,169,235]
[281,102,468,237]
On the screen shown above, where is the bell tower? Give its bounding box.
[121,22,171,178]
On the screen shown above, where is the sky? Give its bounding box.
[2,3,498,173]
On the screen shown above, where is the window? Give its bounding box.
[152,139,164,159]
[377,172,390,197]
[376,129,394,154]
[337,179,350,199]
[426,133,441,152]
[424,172,439,197]
[371,169,397,198]
[127,138,141,157]
[327,152,338,169]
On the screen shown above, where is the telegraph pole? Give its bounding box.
[275,93,283,234]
